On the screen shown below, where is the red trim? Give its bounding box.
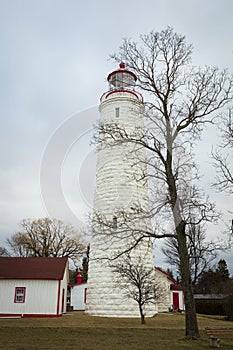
[56,280,61,316]
[107,69,137,82]
[155,267,175,283]
[0,313,62,318]
[100,89,143,102]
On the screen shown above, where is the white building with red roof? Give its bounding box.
[68,272,87,311]
[155,267,185,313]
[0,257,69,317]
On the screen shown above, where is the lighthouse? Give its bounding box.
[86,63,156,317]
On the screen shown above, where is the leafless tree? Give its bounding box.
[162,222,224,285]
[212,110,233,194]
[7,217,86,264]
[92,27,233,338]
[0,246,10,256]
[111,253,164,324]
[212,110,233,235]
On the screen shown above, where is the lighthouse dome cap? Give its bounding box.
[107,62,137,82]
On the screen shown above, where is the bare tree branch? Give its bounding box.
[212,110,233,195]
[162,222,226,285]
[110,253,164,324]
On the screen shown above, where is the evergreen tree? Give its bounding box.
[194,259,230,294]
[216,259,229,281]
[69,269,78,284]
[194,269,216,294]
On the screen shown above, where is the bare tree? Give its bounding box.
[0,246,10,256]
[212,111,233,236]
[93,27,233,338]
[162,223,223,285]
[111,253,163,324]
[212,110,233,194]
[7,218,86,264]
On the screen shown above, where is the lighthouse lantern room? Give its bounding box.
[107,62,137,90]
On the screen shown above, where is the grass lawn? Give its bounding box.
[0,312,233,349]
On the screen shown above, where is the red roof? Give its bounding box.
[155,266,175,283]
[170,283,183,291]
[0,257,68,280]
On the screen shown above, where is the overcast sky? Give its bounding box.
[0,0,233,271]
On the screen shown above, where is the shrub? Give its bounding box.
[195,299,225,315]
[223,292,233,320]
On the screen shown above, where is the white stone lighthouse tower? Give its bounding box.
[86,63,156,317]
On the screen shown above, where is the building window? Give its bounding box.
[113,216,117,230]
[14,287,26,303]
[115,107,120,118]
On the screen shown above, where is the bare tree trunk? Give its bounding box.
[166,135,199,338]
[176,221,199,338]
[139,303,145,325]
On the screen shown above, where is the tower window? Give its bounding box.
[113,216,117,230]
[115,107,120,118]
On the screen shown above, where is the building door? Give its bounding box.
[173,292,179,310]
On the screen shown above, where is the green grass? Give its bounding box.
[0,312,232,349]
